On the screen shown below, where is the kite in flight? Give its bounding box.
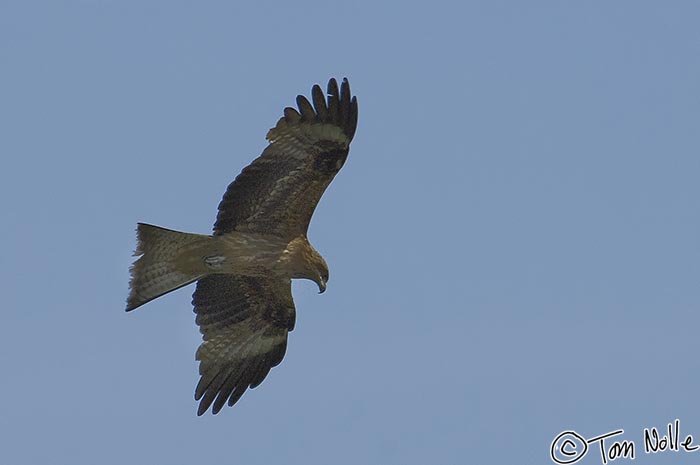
[126,78,358,415]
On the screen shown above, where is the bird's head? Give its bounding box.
[315,259,329,294]
[308,248,329,294]
[288,237,330,294]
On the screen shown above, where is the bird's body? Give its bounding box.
[128,225,322,298]
[126,78,357,415]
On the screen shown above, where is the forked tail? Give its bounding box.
[126,223,208,311]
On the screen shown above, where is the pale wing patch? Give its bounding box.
[266,122,349,149]
[196,322,284,362]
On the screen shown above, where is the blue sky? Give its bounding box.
[1,1,699,464]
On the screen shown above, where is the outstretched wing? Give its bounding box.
[213,78,358,238]
[192,275,295,415]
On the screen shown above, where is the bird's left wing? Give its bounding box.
[192,275,295,415]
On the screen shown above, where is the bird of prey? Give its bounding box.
[126,78,358,415]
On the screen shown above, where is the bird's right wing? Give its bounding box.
[191,275,296,415]
[212,78,358,239]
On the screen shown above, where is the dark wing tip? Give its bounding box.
[311,84,328,121]
[327,78,340,98]
[296,95,316,122]
[335,77,358,142]
[283,106,301,124]
[193,370,264,416]
[193,340,288,415]
[292,78,358,142]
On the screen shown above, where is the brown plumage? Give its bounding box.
[126,78,358,415]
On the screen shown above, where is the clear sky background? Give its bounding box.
[1,1,699,464]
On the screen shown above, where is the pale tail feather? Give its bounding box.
[126,223,208,311]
